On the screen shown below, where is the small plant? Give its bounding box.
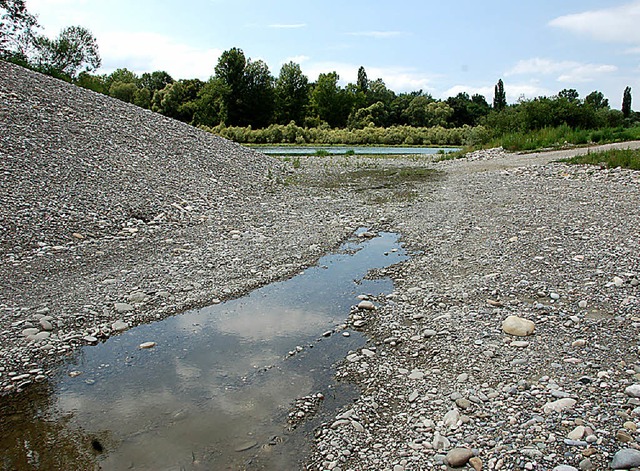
[292,157,301,169]
[345,149,355,156]
[315,149,330,157]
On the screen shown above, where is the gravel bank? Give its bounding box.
[0,61,382,393]
[306,147,640,470]
[3,60,640,471]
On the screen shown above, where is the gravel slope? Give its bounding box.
[3,60,640,471]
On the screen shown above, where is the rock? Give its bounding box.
[568,425,586,440]
[39,319,53,331]
[139,341,156,349]
[357,300,375,310]
[408,390,420,403]
[616,430,633,443]
[126,291,146,303]
[553,466,578,471]
[234,440,257,452]
[625,384,640,398]
[578,300,588,309]
[579,458,594,470]
[443,408,460,428]
[83,335,98,343]
[111,320,129,332]
[511,340,530,348]
[610,448,640,469]
[114,302,134,313]
[445,448,474,467]
[457,372,468,382]
[22,328,39,337]
[502,315,535,336]
[423,329,437,338]
[543,398,576,414]
[455,398,471,409]
[469,456,483,471]
[432,431,450,451]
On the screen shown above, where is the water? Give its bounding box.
[0,231,407,470]
[254,145,459,156]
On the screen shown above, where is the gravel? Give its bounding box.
[3,60,640,470]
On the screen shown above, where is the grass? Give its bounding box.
[560,148,640,170]
[489,125,640,153]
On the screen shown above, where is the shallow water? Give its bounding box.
[0,231,407,470]
[255,145,458,155]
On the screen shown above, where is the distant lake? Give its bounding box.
[253,145,460,156]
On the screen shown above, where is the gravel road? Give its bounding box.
[2,60,640,470]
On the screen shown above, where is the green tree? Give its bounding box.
[75,71,107,94]
[493,78,507,111]
[274,61,309,125]
[193,77,225,126]
[622,86,632,118]
[349,101,388,128]
[584,91,609,110]
[243,58,275,127]
[34,25,101,79]
[311,71,352,128]
[558,88,579,103]
[106,68,138,88]
[357,66,368,94]
[404,96,453,127]
[139,70,174,93]
[109,81,137,103]
[214,47,247,125]
[0,0,39,61]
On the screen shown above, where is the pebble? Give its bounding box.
[139,342,156,349]
[610,448,640,469]
[111,320,129,332]
[625,384,640,398]
[114,302,134,313]
[357,300,375,310]
[502,315,535,336]
[543,398,577,414]
[445,447,474,467]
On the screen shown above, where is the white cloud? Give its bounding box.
[268,23,307,29]
[299,61,433,93]
[506,58,617,83]
[346,31,404,39]
[549,1,640,45]
[281,55,310,65]
[442,85,494,100]
[97,31,222,80]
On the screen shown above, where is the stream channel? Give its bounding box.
[1,230,408,470]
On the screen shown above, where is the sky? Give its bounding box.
[25,0,640,107]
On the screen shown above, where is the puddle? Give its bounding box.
[0,230,407,470]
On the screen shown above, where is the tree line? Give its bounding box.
[2,0,637,146]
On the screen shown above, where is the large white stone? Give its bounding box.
[502,315,535,336]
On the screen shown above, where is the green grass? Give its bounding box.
[561,148,640,170]
[489,125,640,153]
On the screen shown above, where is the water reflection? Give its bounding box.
[1,231,407,470]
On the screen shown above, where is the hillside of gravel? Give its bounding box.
[0,61,380,393]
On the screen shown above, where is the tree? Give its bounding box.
[243,59,274,127]
[0,0,39,61]
[274,61,309,125]
[493,78,507,111]
[214,47,247,125]
[357,66,368,94]
[139,71,174,93]
[311,71,352,128]
[622,86,632,118]
[34,25,100,78]
[109,81,137,103]
[584,91,609,110]
[558,88,579,103]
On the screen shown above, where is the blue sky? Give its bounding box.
[27,0,640,107]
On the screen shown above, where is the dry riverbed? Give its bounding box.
[2,61,640,471]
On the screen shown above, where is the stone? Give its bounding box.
[357,300,375,310]
[455,398,471,409]
[423,329,437,338]
[625,384,640,398]
[139,341,156,349]
[234,440,257,452]
[502,315,535,336]
[39,319,53,331]
[552,466,578,471]
[579,458,594,470]
[432,431,450,451]
[111,320,129,332]
[443,408,460,428]
[408,390,420,403]
[126,291,146,303]
[610,448,640,469]
[616,430,633,443]
[543,398,576,414]
[568,425,586,440]
[511,340,530,348]
[114,302,134,313]
[578,300,588,309]
[445,448,474,467]
[22,328,39,337]
[469,457,483,471]
[83,335,98,343]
